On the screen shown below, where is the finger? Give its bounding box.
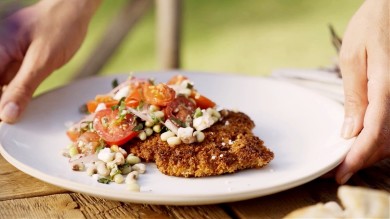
[0,41,51,123]
[335,129,376,184]
[339,41,368,139]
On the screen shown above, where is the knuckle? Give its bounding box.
[344,90,366,112]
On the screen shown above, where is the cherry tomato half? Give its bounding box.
[143,83,175,106]
[191,93,216,109]
[165,96,197,124]
[94,109,138,145]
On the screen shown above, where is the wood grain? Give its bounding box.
[0,193,84,219]
[71,193,231,219]
[0,155,67,201]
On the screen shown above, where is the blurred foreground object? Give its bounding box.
[284,186,389,218]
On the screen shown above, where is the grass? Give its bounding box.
[36,0,363,94]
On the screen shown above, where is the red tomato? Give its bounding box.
[94,109,138,145]
[165,96,197,124]
[125,87,143,108]
[191,93,216,109]
[167,75,188,85]
[143,83,175,106]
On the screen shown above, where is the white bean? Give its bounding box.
[152,124,161,133]
[114,152,125,165]
[138,131,147,140]
[167,136,181,146]
[126,182,140,192]
[153,110,165,119]
[145,127,153,136]
[145,121,154,127]
[113,174,124,184]
[149,105,160,112]
[86,165,97,176]
[126,154,141,165]
[72,163,84,171]
[125,171,139,184]
[195,131,205,142]
[132,163,146,174]
[97,163,110,176]
[161,131,175,141]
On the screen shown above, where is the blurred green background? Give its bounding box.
[37,0,363,94]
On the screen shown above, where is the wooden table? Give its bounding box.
[0,154,388,218]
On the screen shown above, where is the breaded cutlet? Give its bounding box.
[126,111,274,177]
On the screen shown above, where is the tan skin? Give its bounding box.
[0,0,388,184]
[336,0,390,184]
[0,0,101,123]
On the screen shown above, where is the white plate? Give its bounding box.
[0,71,353,205]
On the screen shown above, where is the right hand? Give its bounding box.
[0,0,101,123]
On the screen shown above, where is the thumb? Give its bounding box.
[0,41,52,123]
[339,47,368,139]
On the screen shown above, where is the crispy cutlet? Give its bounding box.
[127,111,274,177]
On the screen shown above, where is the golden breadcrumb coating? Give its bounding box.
[126,111,274,177]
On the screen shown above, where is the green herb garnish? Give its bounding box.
[112,79,119,88]
[170,117,186,128]
[97,178,111,184]
[79,104,89,115]
[132,123,144,131]
[194,107,203,118]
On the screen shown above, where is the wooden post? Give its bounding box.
[156,0,181,70]
[73,0,152,80]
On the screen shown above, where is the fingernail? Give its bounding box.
[340,172,353,184]
[341,117,354,139]
[1,102,19,123]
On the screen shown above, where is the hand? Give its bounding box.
[337,0,390,184]
[0,0,100,123]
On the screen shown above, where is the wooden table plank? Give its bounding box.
[0,193,84,219]
[0,154,67,201]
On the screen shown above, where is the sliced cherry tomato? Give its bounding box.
[143,83,175,106]
[165,96,197,124]
[86,95,119,113]
[191,93,216,109]
[66,129,81,142]
[77,132,101,155]
[125,87,143,108]
[167,75,188,85]
[94,109,138,145]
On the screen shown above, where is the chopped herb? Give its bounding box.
[118,163,130,169]
[136,100,144,111]
[148,78,155,85]
[95,139,106,153]
[79,104,89,114]
[150,113,163,124]
[97,178,111,184]
[160,125,169,133]
[194,108,203,118]
[111,97,126,111]
[170,117,186,128]
[132,123,144,131]
[186,83,194,89]
[112,78,119,88]
[80,121,93,132]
